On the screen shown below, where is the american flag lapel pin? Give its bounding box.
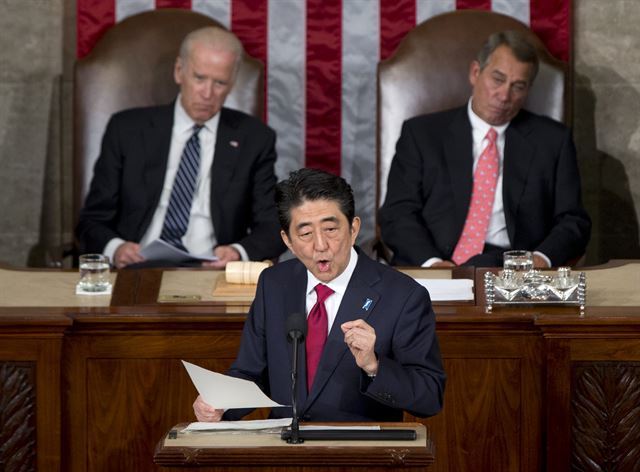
[362,298,373,311]
[229,140,239,148]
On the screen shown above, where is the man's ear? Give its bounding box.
[281,230,294,254]
[350,216,361,244]
[174,57,184,85]
[469,60,481,87]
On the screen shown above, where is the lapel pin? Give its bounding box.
[362,298,373,311]
[229,140,239,148]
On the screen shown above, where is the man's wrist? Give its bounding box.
[363,360,379,377]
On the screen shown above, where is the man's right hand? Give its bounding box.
[113,242,144,268]
[193,395,224,422]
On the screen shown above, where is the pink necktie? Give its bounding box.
[306,284,334,391]
[451,128,499,265]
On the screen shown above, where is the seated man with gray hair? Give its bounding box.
[380,30,590,268]
[77,26,285,268]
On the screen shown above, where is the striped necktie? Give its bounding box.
[160,124,204,250]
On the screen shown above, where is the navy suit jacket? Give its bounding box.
[76,103,285,261]
[379,107,591,267]
[224,249,446,422]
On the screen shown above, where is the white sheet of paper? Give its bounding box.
[182,361,286,410]
[139,239,218,263]
[414,278,474,301]
[183,418,292,432]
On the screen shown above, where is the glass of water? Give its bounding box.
[503,250,533,275]
[78,254,111,293]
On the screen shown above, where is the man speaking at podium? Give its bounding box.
[194,168,445,422]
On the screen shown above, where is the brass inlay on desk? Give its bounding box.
[159,270,257,303]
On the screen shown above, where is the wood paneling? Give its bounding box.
[572,362,640,470]
[0,362,36,472]
[0,311,68,472]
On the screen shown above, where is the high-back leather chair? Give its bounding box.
[377,10,568,211]
[74,8,264,219]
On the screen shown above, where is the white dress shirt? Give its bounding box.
[305,247,358,333]
[423,99,550,267]
[103,97,248,262]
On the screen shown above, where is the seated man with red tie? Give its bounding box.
[76,26,284,269]
[379,30,591,268]
[193,168,445,422]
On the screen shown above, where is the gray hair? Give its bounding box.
[477,30,539,83]
[179,26,244,78]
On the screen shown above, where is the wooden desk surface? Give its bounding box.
[155,422,432,469]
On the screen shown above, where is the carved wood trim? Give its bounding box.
[572,361,640,471]
[0,362,36,472]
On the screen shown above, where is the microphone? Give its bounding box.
[284,312,306,443]
[286,311,307,343]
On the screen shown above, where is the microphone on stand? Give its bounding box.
[284,312,307,444]
[280,313,418,443]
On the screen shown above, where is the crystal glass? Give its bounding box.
[503,250,533,274]
[78,254,110,293]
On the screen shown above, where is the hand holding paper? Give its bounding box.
[183,361,286,412]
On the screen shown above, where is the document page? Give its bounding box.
[140,239,218,263]
[183,418,292,432]
[182,361,286,410]
[413,278,474,301]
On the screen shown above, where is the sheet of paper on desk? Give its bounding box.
[182,361,286,409]
[140,239,218,263]
[183,418,292,432]
[414,279,474,301]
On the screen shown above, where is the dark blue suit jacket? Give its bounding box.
[76,103,285,261]
[224,249,446,422]
[380,107,591,266]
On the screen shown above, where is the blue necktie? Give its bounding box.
[160,124,203,250]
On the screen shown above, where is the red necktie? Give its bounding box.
[306,284,334,391]
[452,128,499,265]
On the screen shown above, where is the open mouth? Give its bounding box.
[316,260,331,272]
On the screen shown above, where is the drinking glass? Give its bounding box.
[78,254,111,292]
[503,250,533,274]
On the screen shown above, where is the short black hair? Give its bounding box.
[275,168,355,235]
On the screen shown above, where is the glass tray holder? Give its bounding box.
[484,269,586,312]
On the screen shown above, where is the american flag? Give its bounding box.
[77,0,571,242]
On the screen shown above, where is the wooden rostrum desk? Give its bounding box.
[154,422,433,471]
[2,262,640,471]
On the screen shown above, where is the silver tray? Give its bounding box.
[484,267,586,311]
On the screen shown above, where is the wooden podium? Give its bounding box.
[153,422,433,471]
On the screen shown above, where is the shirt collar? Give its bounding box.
[174,94,220,135]
[467,98,509,140]
[306,247,358,297]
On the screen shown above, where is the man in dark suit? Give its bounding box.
[76,26,284,268]
[193,168,445,422]
[379,30,591,268]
